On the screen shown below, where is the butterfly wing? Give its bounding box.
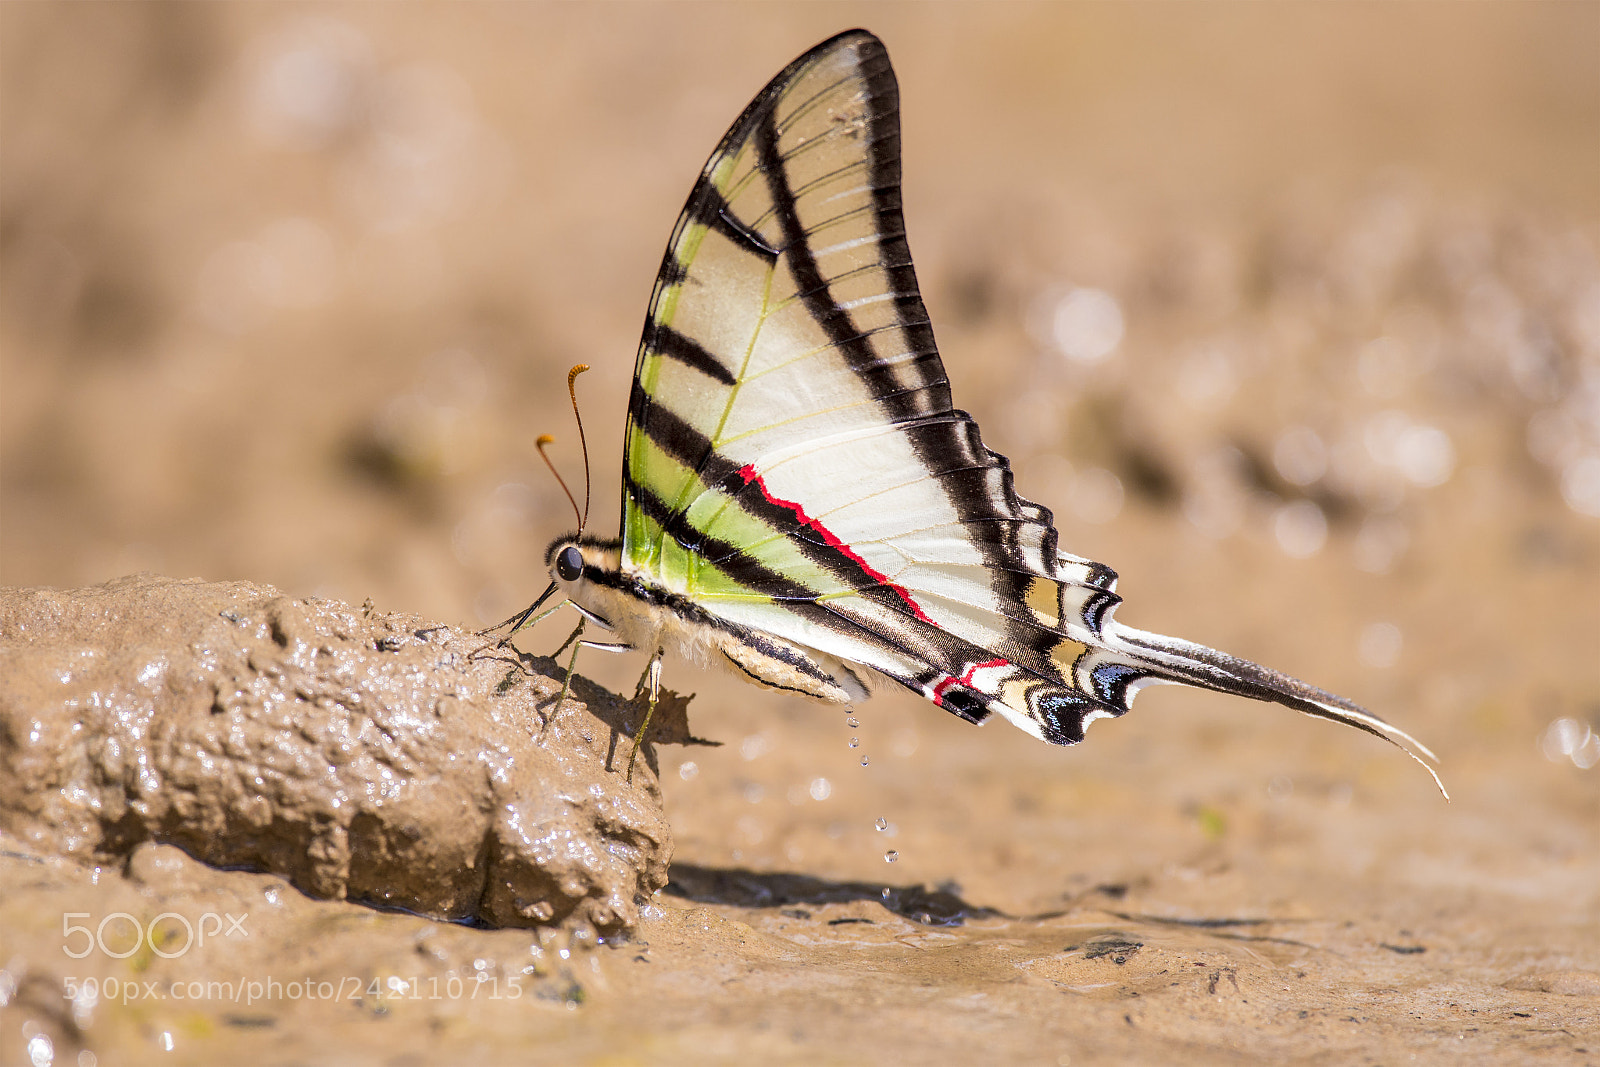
[622,31,1034,709]
[619,30,1440,786]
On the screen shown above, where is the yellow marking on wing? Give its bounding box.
[1000,677,1036,711]
[1025,578,1061,628]
[1050,638,1089,677]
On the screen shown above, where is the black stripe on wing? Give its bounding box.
[654,324,738,386]
[751,72,951,424]
[627,480,814,602]
[683,175,782,264]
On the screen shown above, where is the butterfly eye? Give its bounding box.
[556,545,584,582]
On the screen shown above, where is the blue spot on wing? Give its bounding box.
[1033,689,1101,745]
[1091,663,1142,707]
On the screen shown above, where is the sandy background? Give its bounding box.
[2,3,1597,1064]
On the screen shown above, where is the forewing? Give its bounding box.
[624,30,945,585]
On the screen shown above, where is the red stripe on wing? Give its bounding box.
[930,658,1010,707]
[737,464,934,625]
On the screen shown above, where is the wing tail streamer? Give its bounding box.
[1100,622,1447,798]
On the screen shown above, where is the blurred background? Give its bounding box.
[2,4,1597,879]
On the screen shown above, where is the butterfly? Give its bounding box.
[498,29,1443,796]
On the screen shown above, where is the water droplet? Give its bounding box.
[848,736,859,748]
[847,717,859,728]
[875,817,888,831]
[884,850,898,863]
[881,887,892,900]
[860,756,870,767]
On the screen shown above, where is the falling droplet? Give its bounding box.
[884,850,898,863]
[860,756,870,767]
[881,887,892,900]
[847,717,859,728]
[849,736,860,748]
[875,817,888,831]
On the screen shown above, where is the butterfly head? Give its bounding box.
[545,534,622,597]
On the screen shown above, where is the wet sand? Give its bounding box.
[2,5,1597,1064]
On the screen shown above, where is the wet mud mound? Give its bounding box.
[0,574,672,934]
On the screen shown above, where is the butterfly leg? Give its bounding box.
[538,620,586,736]
[503,600,567,641]
[553,620,586,658]
[626,648,664,784]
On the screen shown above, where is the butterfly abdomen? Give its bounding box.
[720,630,869,703]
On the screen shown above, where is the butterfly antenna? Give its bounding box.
[536,434,583,530]
[565,364,592,532]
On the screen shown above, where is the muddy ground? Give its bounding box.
[2,4,1597,1065]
